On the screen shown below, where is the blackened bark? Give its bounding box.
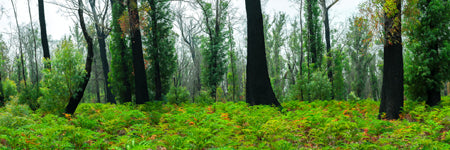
[245,0,281,107]
[321,0,333,99]
[128,0,150,104]
[149,0,162,101]
[379,0,403,120]
[65,0,94,115]
[89,0,116,104]
[427,44,441,106]
[0,73,3,106]
[306,0,316,65]
[38,0,51,69]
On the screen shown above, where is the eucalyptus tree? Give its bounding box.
[195,0,230,99]
[39,0,51,69]
[245,0,281,107]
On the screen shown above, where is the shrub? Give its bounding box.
[167,86,190,105]
[1,78,17,103]
[38,40,85,114]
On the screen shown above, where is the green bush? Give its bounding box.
[167,86,190,105]
[38,40,85,114]
[1,97,449,149]
[1,78,17,103]
[195,90,215,105]
[288,70,332,101]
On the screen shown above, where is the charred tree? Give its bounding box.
[245,0,281,107]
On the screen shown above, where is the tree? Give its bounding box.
[245,0,281,107]
[346,16,373,98]
[379,0,403,120]
[305,0,324,68]
[267,13,287,100]
[142,0,177,101]
[320,0,339,98]
[175,5,202,100]
[10,0,27,87]
[109,0,133,103]
[128,0,150,104]
[0,36,5,106]
[88,0,115,103]
[39,0,51,69]
[65,0,95,115]
[404,0,450,107]
[196,0,229,99]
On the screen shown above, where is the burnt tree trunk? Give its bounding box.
[38,0,51,69]
[150,0,162,101]
[379,0,403,120]
[426,43,441,106]
[89,0,115,103]
[128,0,150,104]
[245,0,281,107]
[65,0,94,115]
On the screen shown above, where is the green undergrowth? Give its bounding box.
[0,97,449,149]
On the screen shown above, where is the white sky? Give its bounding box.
[0,0,364,49]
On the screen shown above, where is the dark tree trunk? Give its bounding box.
[306,0,316,65]
[150,0,162,101]
[0,73,3,106]
[89,0,115,104]
[38,0,51,69]
[98,37,115,103]
[379,0,403,120]
[65,0,94,115]
[321,0,334,99]
[245,0,281,107]
[111,0,132,103]
[128,0,150,104]
[426,43,441,106]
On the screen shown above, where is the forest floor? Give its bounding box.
[0,97,449,149]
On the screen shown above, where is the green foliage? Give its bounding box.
[305,0,325,67]
[195,90,215,105]
[1,78,17,103]
[141,0,177,100]
[266,13,287,100]
[1,97,449,149]
[332,48,347,100]
[109,1,133,103]
[167,86,190,105]
[17,82,40,111]
[289,69,332,101]
[38,40,86,114]
[404,0,450,102]
[199,0,230,98]
[346,16,375,99]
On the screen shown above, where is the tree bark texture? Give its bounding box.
[38,0,51,69]
[379,0,403,120]
[128,0,150,104]
[149,0,163,101]
[65,0,94,115]
[245,0,281,107]
[89,0,116,104]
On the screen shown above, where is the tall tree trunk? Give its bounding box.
[379,0,403,120]
[128,0,150,104]
[150,0,162,101]
[11,0,27,86]
[38,0,51,69]
[426,43,440,106]
[321,0,337,99]
[28,0,40,94]
[245,0,281,107]
[89,0,115,104]
[0,72,3,106]
[111,0,132,103]
[65,0,94,115]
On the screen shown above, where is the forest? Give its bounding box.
[0,0,449,149]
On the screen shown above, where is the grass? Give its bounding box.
[0,97,449,149]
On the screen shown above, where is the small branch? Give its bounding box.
[327,0,339,10]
